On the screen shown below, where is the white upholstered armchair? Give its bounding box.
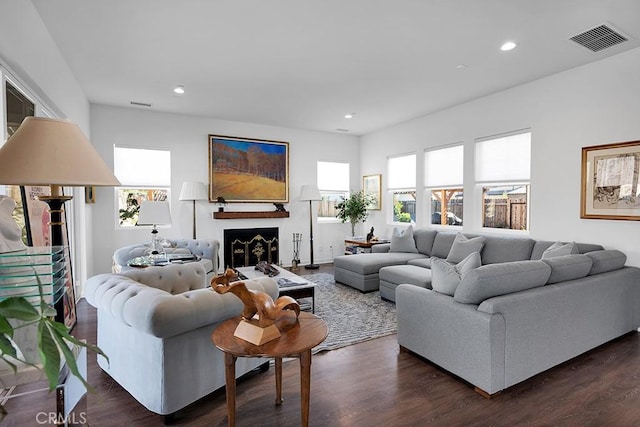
[85,263,278,419]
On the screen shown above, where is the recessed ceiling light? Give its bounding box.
[344,113,355,119]
[174,85,185,94]
[500,41,517,51]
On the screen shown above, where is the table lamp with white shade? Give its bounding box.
[0,117,121,249]
[299,185,322,269]
[137,200,172,259]
[179,181,207,239]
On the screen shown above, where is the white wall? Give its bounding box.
[361,47,640,267]
[89,104,360,275]
[0,0,94,290]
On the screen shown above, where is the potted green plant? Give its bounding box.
[336,190,374,237]
[0,281,107,420]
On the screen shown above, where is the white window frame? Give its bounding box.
[317,161,350,222]
[388,153,417,224]
[114,146,171,229]
[475,130,531,232]
[424,144,464,228]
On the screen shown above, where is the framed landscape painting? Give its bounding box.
[209,135,289,203]
[581,140,640,220]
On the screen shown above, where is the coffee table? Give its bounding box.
[212,311,328,427]
[236,265,317,313]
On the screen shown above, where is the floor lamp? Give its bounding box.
[179,181,207,239]
[299,185,321,270]
[0,117,121,247]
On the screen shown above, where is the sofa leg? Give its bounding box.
[474,387,498,399]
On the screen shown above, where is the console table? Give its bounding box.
[344,238,390,255]
[212,311,327,427]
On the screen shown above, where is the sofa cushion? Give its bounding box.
[379,265,432,289]
[390,225,418,253]
[586,250,627,275]
[430,232,458,259]
[541,241,579,259]
[453,260,551,305]
[481,236,536,265]
[446,233,486,263]
[407,257,434,269]
[334,252,426,275]
[542,254,593,284]
[412,228,438,256]
[431,252,481,296]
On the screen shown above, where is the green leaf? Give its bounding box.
[46,322,94,393]
[0,334,18,359]
[0,355,18,375]
[48,320,107,361]
[0,298,39,321]
[37,320,61,391]
[0,315,14,337]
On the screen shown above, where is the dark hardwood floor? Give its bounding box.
[4,263,640,426]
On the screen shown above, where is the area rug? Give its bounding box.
[300,273,397,353]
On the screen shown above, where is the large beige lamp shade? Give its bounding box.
[0,117,120,246]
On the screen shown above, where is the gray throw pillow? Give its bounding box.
[446,233,486,263]
[431,252,481,296]
[389,225,418,253]
[541,241,578,259]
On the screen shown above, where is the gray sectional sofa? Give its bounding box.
[334,227,640,395]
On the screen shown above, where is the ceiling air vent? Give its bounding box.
[570,24,628,52]
[130,101,152,107]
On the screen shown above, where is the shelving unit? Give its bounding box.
[0,246,68,316]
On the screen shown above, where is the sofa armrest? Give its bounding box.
[372,243,390,253]
[86,274,279,339]
[171,238,219,273]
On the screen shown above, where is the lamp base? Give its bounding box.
[304,264,319,270]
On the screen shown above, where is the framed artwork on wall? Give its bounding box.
[581,140,640,221]
[208,134,289,203]
[363,174,382,210]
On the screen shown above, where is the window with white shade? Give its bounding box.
[388,153,416,223]
[317,161,349,219]
[475,131,531,231]
[425,144,464,226]
[114,146,171,227]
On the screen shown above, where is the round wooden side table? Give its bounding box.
[212,311,328,427]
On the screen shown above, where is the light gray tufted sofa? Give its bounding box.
[112,238,219,278]
[85,263,278,418]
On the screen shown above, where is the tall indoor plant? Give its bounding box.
[336,190,374,236]
[0,280,107,419]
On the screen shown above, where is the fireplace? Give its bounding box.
[223,227,279,268]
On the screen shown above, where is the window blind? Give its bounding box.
[424,145,463,187]
[114,146,171,186]
[475,132,531,182]
[388,154,416,189]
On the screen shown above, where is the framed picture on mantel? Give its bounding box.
[581,140,640,221]
[208,134,289,203]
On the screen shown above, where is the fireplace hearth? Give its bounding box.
[223,227,279,268]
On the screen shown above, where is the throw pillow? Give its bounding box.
[541,241,578,259]
[431,252,481,296]
[389,225,418,253]
[446,233,486,263]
